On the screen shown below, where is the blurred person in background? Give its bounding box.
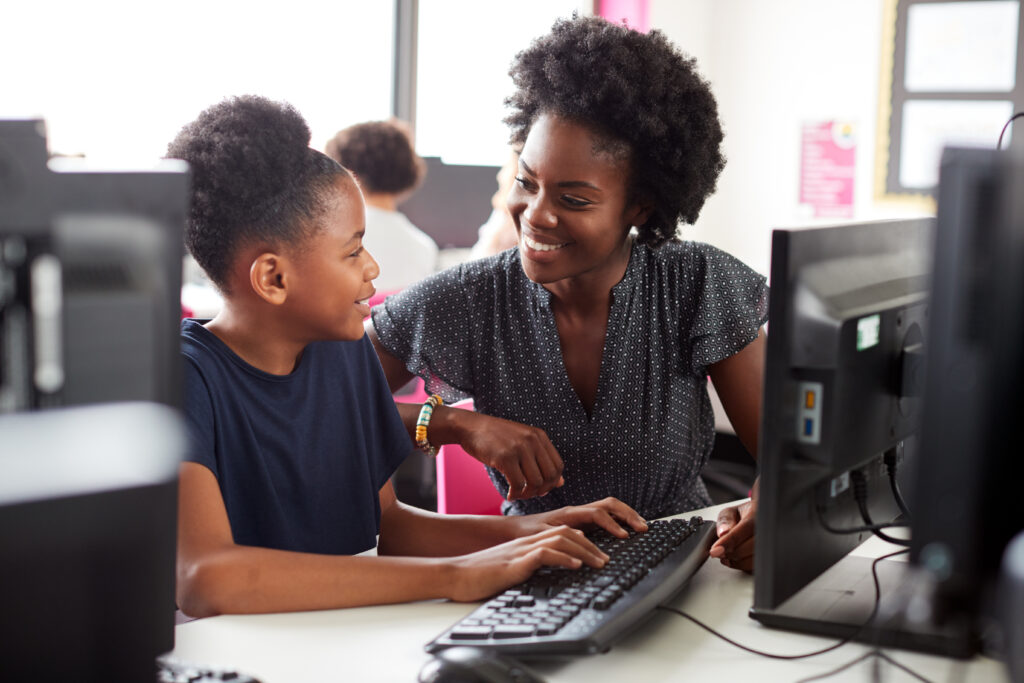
[326,119,438,293]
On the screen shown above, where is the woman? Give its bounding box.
[367,15,767,572]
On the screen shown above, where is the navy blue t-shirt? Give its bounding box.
[181,319,411,555]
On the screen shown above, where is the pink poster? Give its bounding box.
[799,121,856,218]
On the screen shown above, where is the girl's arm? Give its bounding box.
[377,485,647,558]
[176,463,638,617]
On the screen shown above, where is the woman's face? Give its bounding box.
[507,113,647,286]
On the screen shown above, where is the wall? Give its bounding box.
[649,0,929,277]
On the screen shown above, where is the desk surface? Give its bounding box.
[172,502,1008,682]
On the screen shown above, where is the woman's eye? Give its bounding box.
[349,246,364,258]
[514,176,536,191]
[562,195,591,208]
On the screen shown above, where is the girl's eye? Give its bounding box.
[514,176,536,191]
[349,246,364,258]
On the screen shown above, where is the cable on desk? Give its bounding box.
[656,550,908,660]
[792,649,934,683]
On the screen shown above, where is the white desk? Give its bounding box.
[172,503,1008,682]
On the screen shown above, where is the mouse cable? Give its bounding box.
[793,648,933,683]
[656,549,907,661]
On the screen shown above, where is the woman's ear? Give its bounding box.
[626,199,655,229]
[249,253,288,305]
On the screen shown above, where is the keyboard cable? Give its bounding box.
[655,549,933,681]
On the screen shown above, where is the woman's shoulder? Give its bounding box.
[641,240,759,278]
[418,247,522,293]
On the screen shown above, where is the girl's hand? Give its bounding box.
[447,525,608,602]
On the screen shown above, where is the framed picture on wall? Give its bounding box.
[876,0,1024,204]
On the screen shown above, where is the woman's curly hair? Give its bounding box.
[505,15,725,247]
[325,119,426,196]
[167,95,347,292]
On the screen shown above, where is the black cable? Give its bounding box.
[851,470,911,546]
[794,649,934,683]
[997,112,1024,150]
[883,449,911,519]
[815,499,908,535]
[656,549,908,660]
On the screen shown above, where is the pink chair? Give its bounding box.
[367,290,393,311]
[435,400,504,515]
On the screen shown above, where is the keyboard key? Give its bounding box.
[450,626,492,639]
[493,625,536,638]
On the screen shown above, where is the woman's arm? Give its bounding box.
[705,328,766,573]
[707,327,766,459]
[365,320,564,500]
[176,464,639,616]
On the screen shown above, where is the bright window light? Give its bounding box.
[3,1,394,165]
[415,0,589,166]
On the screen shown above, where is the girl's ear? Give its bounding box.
[249,252,289,305]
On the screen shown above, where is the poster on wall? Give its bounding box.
[799,120,856,219]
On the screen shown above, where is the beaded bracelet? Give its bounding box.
[414,394,444,457]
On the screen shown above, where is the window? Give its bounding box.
[414,0,588,166]
[3,1,395,163]
[878,0,1024,200]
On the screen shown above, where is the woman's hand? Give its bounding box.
[444,409,565,500]
[708,479,757,572]
[447,526,609,602]
[507,497,648,539]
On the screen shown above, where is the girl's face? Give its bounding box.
[507,113,647,286]
[286,177,379,341]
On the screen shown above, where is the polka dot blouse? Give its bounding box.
[370,240,769,519]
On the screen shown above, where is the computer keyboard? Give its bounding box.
[156,655,263,682]
[426,516,716,656]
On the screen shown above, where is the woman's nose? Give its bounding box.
[522,193,557,230]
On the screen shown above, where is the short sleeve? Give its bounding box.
[688,244,769,375]
[181,356,218,477]
[369,266,476,403]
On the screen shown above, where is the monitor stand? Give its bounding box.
[749,554,977,658]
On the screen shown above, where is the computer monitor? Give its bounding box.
[0,403,184,681]
[909,147,1024,657]
[749,216,962,654]
[0,118,188,412]
[0,118,188,678]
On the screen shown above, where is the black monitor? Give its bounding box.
[0,119,188,679]
[909,147,1024,658]
[0,118,188,411]
[0,403,184,681]
[749,217,960,654]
